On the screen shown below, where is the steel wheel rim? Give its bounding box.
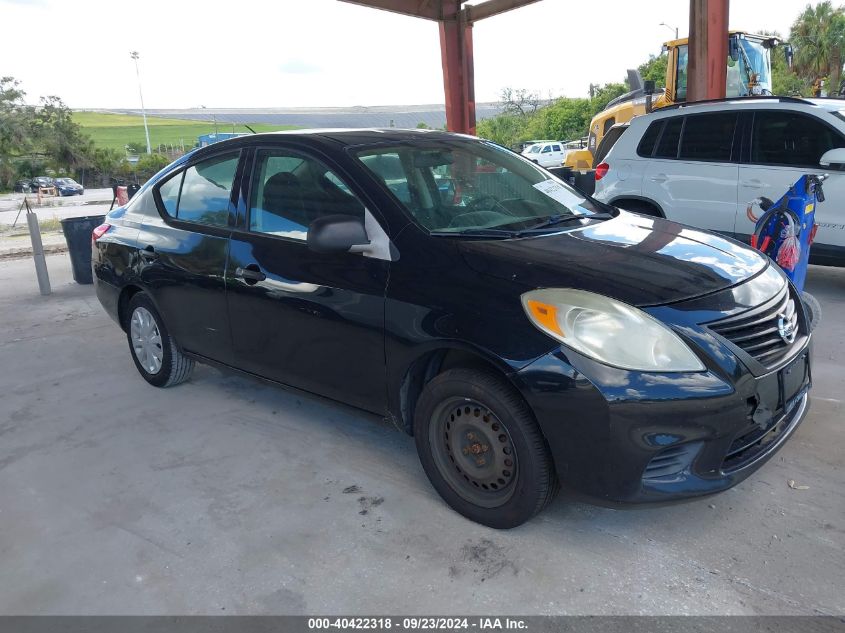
[429,397,518,508]
[130,307,163,375]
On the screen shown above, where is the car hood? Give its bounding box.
[458,211,767,306]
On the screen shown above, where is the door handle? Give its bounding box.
[139,245,158,261]
[235,264,266,285]
[741,179,765,189]
[650,173,667,183]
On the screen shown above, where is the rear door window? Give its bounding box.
[177,153,239,226]
[679,112,738,162]
[552,144,561,152]
[654,117,683,159]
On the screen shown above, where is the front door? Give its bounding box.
[225,147,389,413]
[737,110,845,259]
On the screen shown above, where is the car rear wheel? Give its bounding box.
[126,293,194,388]
[413,368,558,528]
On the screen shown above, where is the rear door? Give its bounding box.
[737,109,845,257]
[225,145,389,413]
[141,150,243,364]
[641,111,740,236]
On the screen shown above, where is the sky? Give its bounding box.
[1,0,804,110]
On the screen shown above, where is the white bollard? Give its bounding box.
[26,210,51,296]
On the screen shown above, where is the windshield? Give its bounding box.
[527,145,540,153]
[735,38,772,95]
[356,139,602,234]
[676,38,773,100]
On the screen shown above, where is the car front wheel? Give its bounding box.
[414,368,558,528]
[126,292,194,387]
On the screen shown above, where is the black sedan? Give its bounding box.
[31,176,54,190]
[93,130,812,528]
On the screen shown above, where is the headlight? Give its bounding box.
[521,288,705,372]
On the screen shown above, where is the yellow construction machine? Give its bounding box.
[563,31,792,170]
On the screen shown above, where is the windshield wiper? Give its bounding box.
[430,227,518,238]
[429,212,614,239]
[517,212,614,233]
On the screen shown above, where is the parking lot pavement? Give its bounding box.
[0,254,843,616]
[0,189,113,224]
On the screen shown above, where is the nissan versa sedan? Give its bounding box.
[93,129,811,528]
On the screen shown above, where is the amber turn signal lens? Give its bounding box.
[525,299,564,337]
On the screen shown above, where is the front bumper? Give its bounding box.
[512,267,813,504]
[514,343,811,504]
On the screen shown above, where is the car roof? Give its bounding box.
[652,96,844,117]
[187,128,479,160]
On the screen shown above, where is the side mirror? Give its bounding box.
[729,38,740,63]
[819,147,845,168]
[307,214,370,254]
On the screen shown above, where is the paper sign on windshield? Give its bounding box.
[532,180,586,212]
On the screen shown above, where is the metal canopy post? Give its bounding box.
[687,0,729,102]
[340,0,541,134]
[438,1,475,134]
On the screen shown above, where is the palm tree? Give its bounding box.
[790,1,845,96]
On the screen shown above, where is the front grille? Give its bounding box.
[721,391,808,473]
[706,286,800,368]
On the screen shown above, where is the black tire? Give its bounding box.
[125,292,194,388]
[615,199,662,217]
[802,291,821,332]
[413,368,558,528]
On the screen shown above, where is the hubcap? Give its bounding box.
[130,307,163,375]
[429,398,518,508]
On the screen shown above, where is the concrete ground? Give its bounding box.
[0,254,843,615]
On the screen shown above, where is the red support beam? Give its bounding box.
[438,2,475,134]
[687,0,729,101]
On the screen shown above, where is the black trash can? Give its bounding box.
[60,215,106,285]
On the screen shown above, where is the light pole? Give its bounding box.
[200,105,219,138]
[130,51,152,155]
[660,22,679,40]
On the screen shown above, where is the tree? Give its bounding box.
[589,82,628,115]
[790,1,845,95]
[0,76,36,188]
[638,54,668,90]
[500,87,542,116]
[528,98,594,142]
[476,113,531,148]
[34,95,92,174]
[758,30,810,95]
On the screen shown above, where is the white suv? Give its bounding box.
[593,97,845,267]
[522,141,567,168]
